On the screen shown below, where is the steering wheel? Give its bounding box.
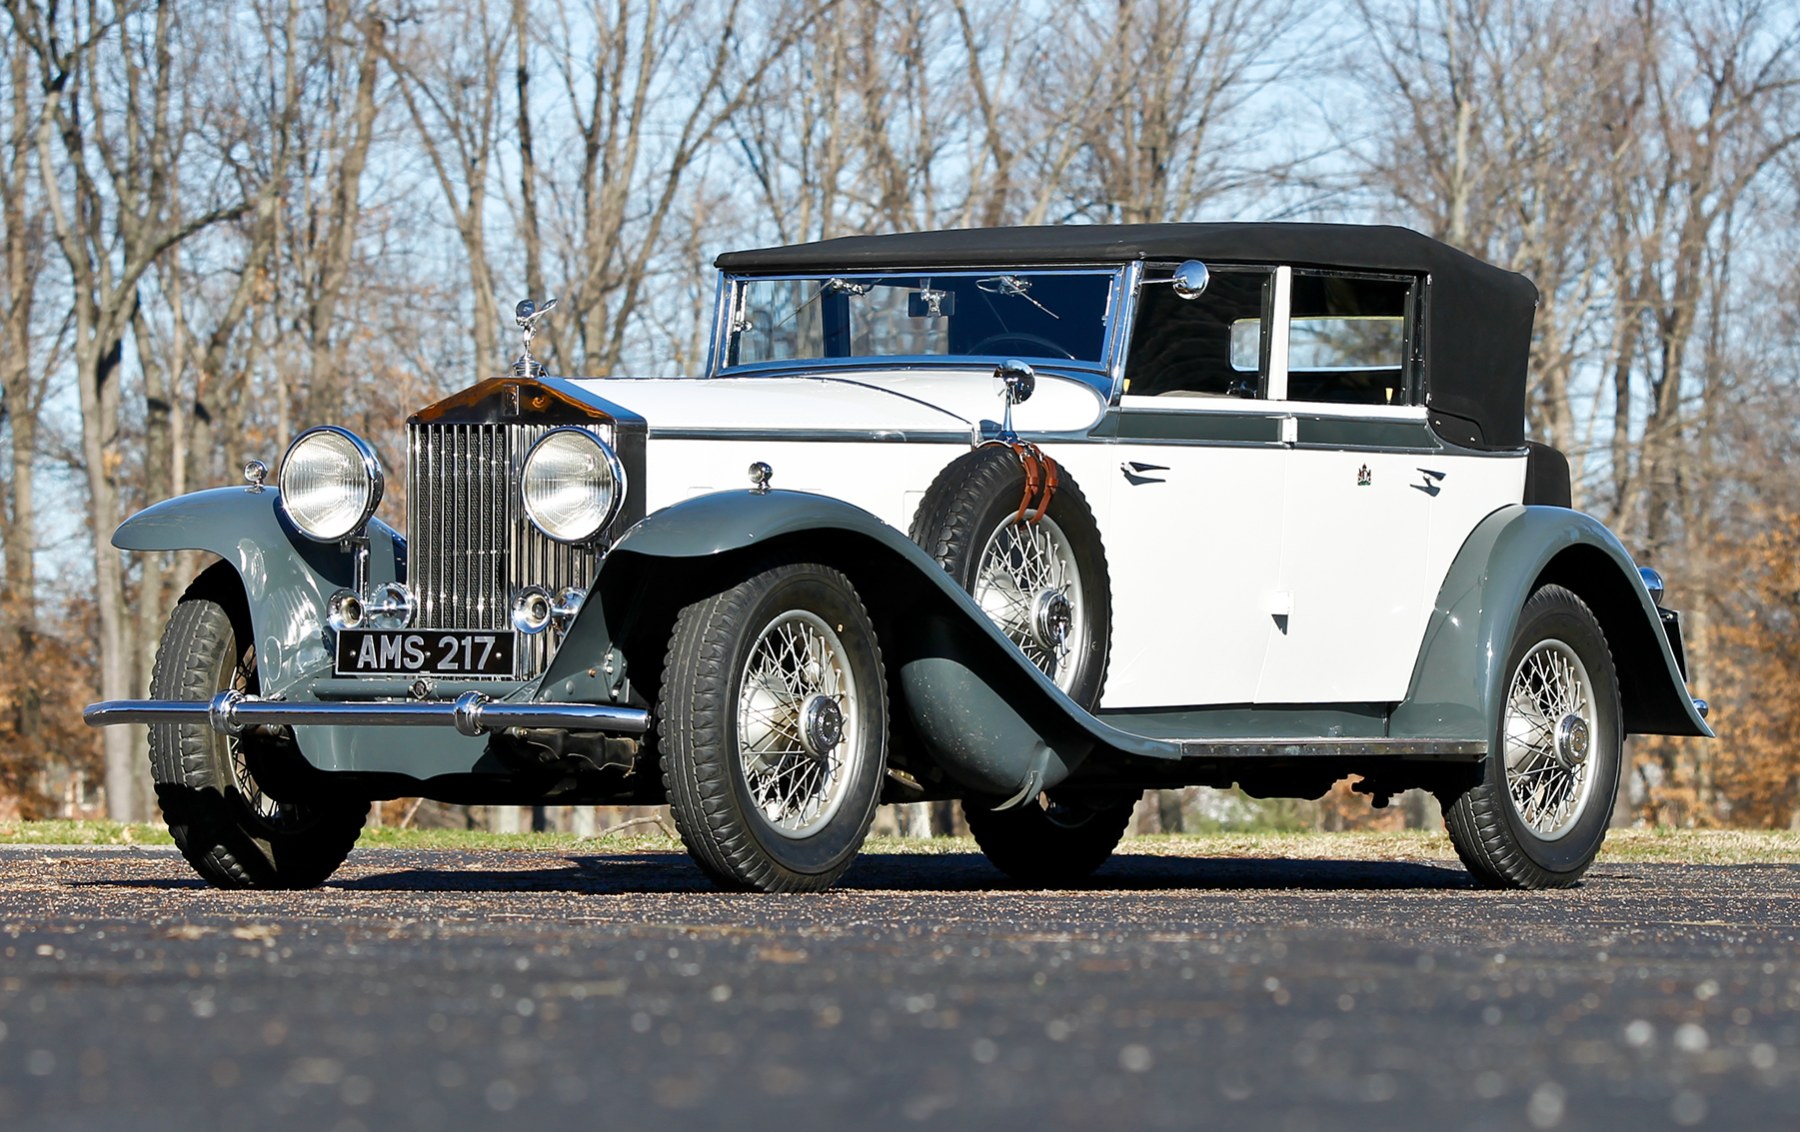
[968,333,1077,360]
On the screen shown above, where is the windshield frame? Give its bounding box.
[709,265,1133,398]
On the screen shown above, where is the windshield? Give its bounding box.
[723,270,1117,370]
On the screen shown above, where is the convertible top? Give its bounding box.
[716,223,1540,449]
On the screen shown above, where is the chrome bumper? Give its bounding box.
[83,690,650,739]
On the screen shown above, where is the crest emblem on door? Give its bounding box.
[1357,464,1372,487]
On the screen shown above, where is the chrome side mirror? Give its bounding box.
[996,358,1036,405]
[993,359,1036,442]
[1170,259,1210,300]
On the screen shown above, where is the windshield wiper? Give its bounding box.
[764,277,870,334]
[976,275,1061,320]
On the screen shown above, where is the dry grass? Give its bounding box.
[2,821,1796,864]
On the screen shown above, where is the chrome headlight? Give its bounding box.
[278,426,384,543]
[521,427,624,544]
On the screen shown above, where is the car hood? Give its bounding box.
[564,370,1109,436]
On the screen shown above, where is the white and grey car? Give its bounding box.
[87,223,1711,892]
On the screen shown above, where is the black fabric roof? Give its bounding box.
[717,223,1540,449]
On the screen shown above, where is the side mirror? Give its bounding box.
[995,358,1036,405]
[1169,260,1210,300]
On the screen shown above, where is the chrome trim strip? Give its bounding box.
[82,693,651,738]
[1175,737,1486,759]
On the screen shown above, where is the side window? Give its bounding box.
[1286,272,1416,405]
[1124,267,1272,398]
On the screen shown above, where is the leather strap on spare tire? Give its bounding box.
[985,439,1061,524]
[908,445,1111,710]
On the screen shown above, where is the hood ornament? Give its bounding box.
[513,298,557,377]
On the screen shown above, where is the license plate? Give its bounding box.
[334,629,515,677]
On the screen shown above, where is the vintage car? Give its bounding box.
[86,223,1711,893]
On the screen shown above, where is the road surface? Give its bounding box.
[1,843,1796,1129]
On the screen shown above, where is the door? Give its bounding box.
[1098,264,1287,709]
[1255,269,1436,704]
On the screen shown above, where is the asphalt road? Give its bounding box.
[1,843,1796,1131]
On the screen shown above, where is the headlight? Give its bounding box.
[521,427,624,543]
[278,426,384,543]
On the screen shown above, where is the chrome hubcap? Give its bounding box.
[975,511,1084,691]
[1555,713,1591,768]
[736,611,862,838]
[1502,639,1600,840]
[1031,590,1073,654]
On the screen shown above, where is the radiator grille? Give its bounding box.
[406,422,603,678]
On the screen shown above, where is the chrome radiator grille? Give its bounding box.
[406,422,602,678]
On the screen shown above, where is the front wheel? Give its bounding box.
[658,562,888,892]
[1443,585,1622,889]
[149,566,368,889]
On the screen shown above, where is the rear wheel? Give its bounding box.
[1444,585,1622,889]
[659,563,888,892]
[149,566,368,889]
[963,792,1138,886]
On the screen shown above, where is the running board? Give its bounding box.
[83,691,651,739]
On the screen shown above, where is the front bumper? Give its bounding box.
[83,690,650,739]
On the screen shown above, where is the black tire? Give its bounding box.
[909,446,1111,708]
[1443,585,1622,889]
[148,566,368,889]
[963,792,1138,886]
[658,562,888,893]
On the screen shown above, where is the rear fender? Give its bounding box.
[546,489,1182,801]
[1392,505,1712,743]
[113,486,404,698]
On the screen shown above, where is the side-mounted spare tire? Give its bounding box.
[909,445,1132,884]
[907,444,1112,704]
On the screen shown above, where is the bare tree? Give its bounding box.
[7,0,249,819]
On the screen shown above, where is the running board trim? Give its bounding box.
[1173,737,1486,760]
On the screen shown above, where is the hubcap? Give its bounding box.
[1031,590,1073,654]
[1501,638,1600,840]
[975,511,1084,691]
[801,694,845,758]
[735,610,862,839]
[1555,713,1591,768]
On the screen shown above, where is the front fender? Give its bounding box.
[545,489,1185,801]
[114,487,403,698]
[1392,505,1712,743]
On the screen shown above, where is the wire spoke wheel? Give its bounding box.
[974,511,1085,691]
[1501,639,1598,840]
[736,610,863,838]
[222,644,311,833]
[659,562,888,892]
[1443,584,1621,890]
[149,564,367,889]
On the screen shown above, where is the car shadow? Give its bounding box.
[316,850,1472,895]
[64,849,1474,895]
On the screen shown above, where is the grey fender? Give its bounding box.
[544,488,1185,802]
[113,486,403,700]
[1391,504,1712,743]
